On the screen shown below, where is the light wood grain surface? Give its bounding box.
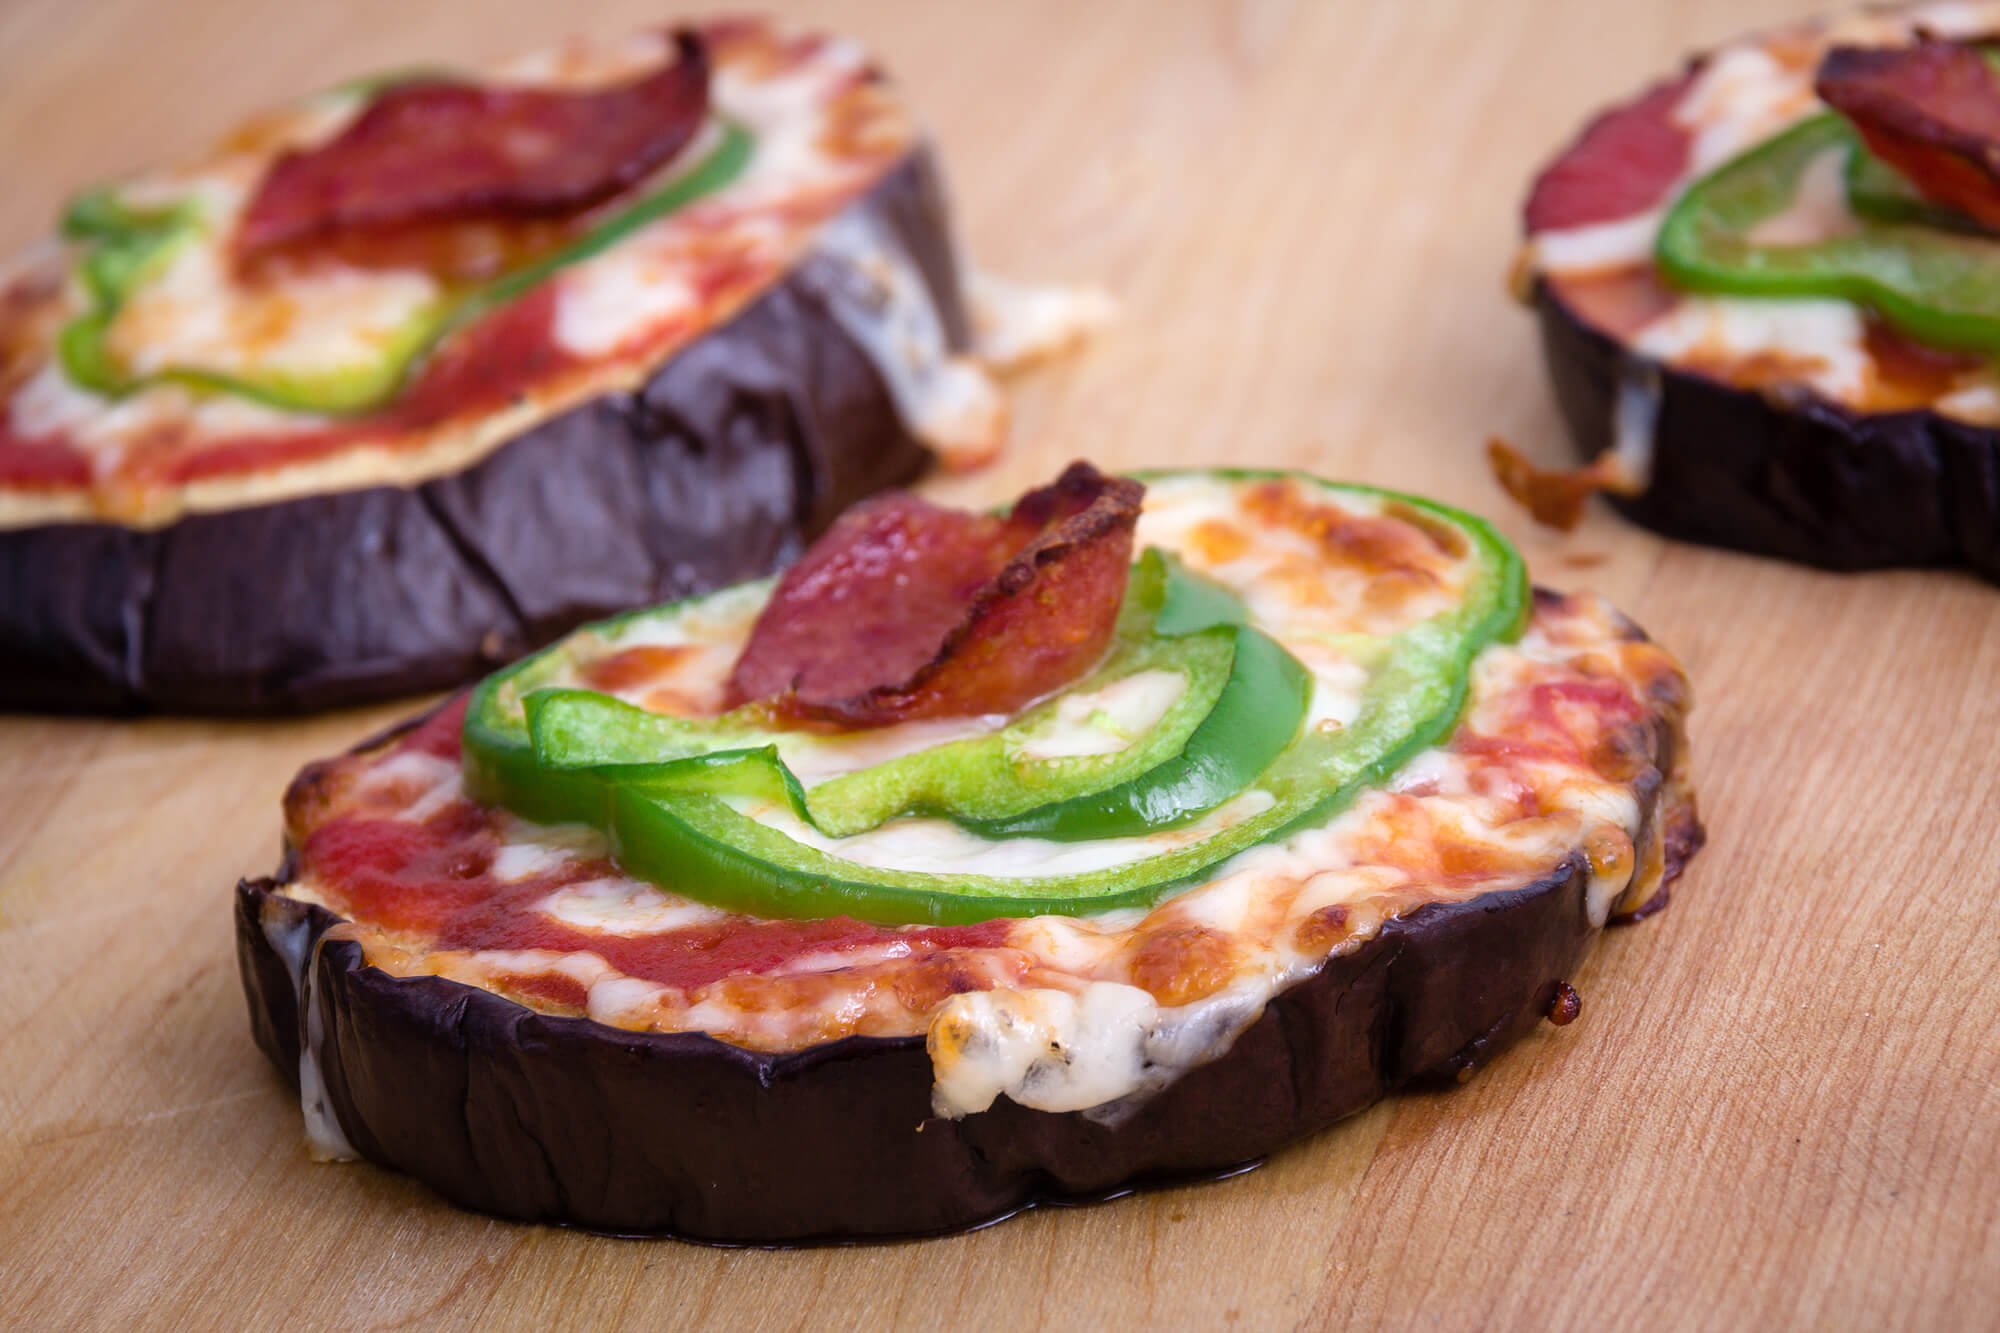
[3,1,1998,1328]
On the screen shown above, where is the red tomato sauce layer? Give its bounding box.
[0,423,90,488]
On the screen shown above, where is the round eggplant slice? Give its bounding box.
[235,502,1702,1244]
[0,20,1017,714]
[1517,4,2000,583]
[2,148,955,714]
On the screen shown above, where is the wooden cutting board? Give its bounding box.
[3,1,1996,1327]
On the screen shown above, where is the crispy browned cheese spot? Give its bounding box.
[237,30,710,270]
[578,644,699,695]
[725,461,1143,726]
[1240,479,1448,581]
[1817,40,2000,231]
[1291,903,1354,956]
[1129,926,1236,1007]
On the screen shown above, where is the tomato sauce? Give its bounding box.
[1457,678,1644,770]
[0,418,90,488]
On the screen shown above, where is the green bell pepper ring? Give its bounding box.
[510,550,1309,841]
[1657,113,2000,359]
[956,568,1311,840]
[463,552,1203,830]
[56,120,754,414]
[56,190,203,395]
[464,473,1528,925]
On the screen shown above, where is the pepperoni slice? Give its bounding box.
[727,462,1144,726]
[237,30,710,261]
[1817,41,2000,231]
[1525,72,1695,232]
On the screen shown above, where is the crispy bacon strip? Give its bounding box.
[1817,40,2000,230]
[237,30,710,261]
[727,462,1144,727]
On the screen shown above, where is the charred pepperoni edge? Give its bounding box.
[1815,42,2000,232]
[1533,277,2000,583]
[234,607,1698,1244]
[0,145,968,714]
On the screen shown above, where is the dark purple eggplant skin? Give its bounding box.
[1534,278,2000,583]
[234,694,1696,1245]
[0,146,966,716]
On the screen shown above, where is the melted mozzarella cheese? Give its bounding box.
[1933,382,2000,424]
[966,270,1118,370]
[110,228,443,380]
[807,203,1007,468]
[1745,146,1858,248]
[1597,365,1662,495]
[1010,668,1187,760]
[1136,474,1470,634]
[489,825,610,881]
[538,878,732,934]
[260,906,358,1163]
[782,715,1014,785]
[1633,295,1871,398]
[1674,43,1819,179]
[548,248,698,359]
[1530,210,1666,275]
[930,982,1163,1116]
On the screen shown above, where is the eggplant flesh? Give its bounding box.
[0,147,965,715]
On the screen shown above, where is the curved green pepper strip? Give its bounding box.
[509,551,1308,840]
[1657,113,2000,358]
[462,579,766,826]
[523,623,1305,843]
[468,560,1184,829]
[957,573,1310,840]
[56,121,755,414]
[465,473,1528,925]
[56,190,203,395]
